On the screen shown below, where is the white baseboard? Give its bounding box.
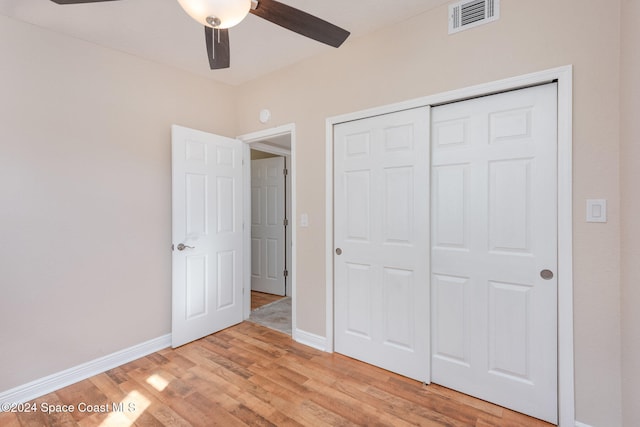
[0,334,171,407]
[293,328,328,352]
[575,422,593,427]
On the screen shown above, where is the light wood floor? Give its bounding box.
[1,322,553,427]
[251,291,286,311]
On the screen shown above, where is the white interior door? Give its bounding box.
[430,84,558,423]
[171,125,244,348]
[251,157,286,296]
[334,107,430,381]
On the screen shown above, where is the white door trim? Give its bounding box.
[238,124,296,333]
[325,66,574,426]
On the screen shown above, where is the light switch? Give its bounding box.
[300,213,309,227]
[586,199,607,223]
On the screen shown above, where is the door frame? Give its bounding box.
[238,124,296,329]
[325,66,574,425]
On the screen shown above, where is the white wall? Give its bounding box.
[235,1,624,425]
[0,15,236,392]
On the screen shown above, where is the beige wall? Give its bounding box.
[620,1,640,426]
[0,16,236,392]
[235,1,624,425]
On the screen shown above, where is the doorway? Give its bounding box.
[171,124,296,344]
[239,125,296,336]
[326,67,574,425]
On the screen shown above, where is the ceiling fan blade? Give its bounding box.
[50,0,120,4]
[205,27,230,70]
[250,0,350,48]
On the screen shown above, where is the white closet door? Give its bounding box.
[431,84,558,424]
[334,107,430,381]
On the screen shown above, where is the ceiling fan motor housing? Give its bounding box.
[177,0,252,29]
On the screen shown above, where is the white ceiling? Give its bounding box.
[0,0,450,86]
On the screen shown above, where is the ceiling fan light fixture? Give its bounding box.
[177,0,251,29]
[206,16,222,27]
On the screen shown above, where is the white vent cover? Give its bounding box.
[449,0,500,34]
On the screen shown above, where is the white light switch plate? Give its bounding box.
[300,213,309,227]
[586,199,607,223]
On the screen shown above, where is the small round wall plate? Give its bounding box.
[259,109,271,123]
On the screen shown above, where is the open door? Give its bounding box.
[171,125,244,348]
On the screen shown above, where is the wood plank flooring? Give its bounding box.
[251,291,286,311]
[0,322,553,427]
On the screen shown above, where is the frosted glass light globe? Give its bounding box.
[177,0,251,29]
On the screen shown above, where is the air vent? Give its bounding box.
[449,0,500,34]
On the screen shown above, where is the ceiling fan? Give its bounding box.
[50,0,350,70]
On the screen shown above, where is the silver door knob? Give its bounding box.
[177,243,194,251]
[540,269,554,280]
[335,248,342,255]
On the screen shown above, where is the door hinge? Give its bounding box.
[283,269,289,278]
[283,168,288,176]
[283,218,289,226]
